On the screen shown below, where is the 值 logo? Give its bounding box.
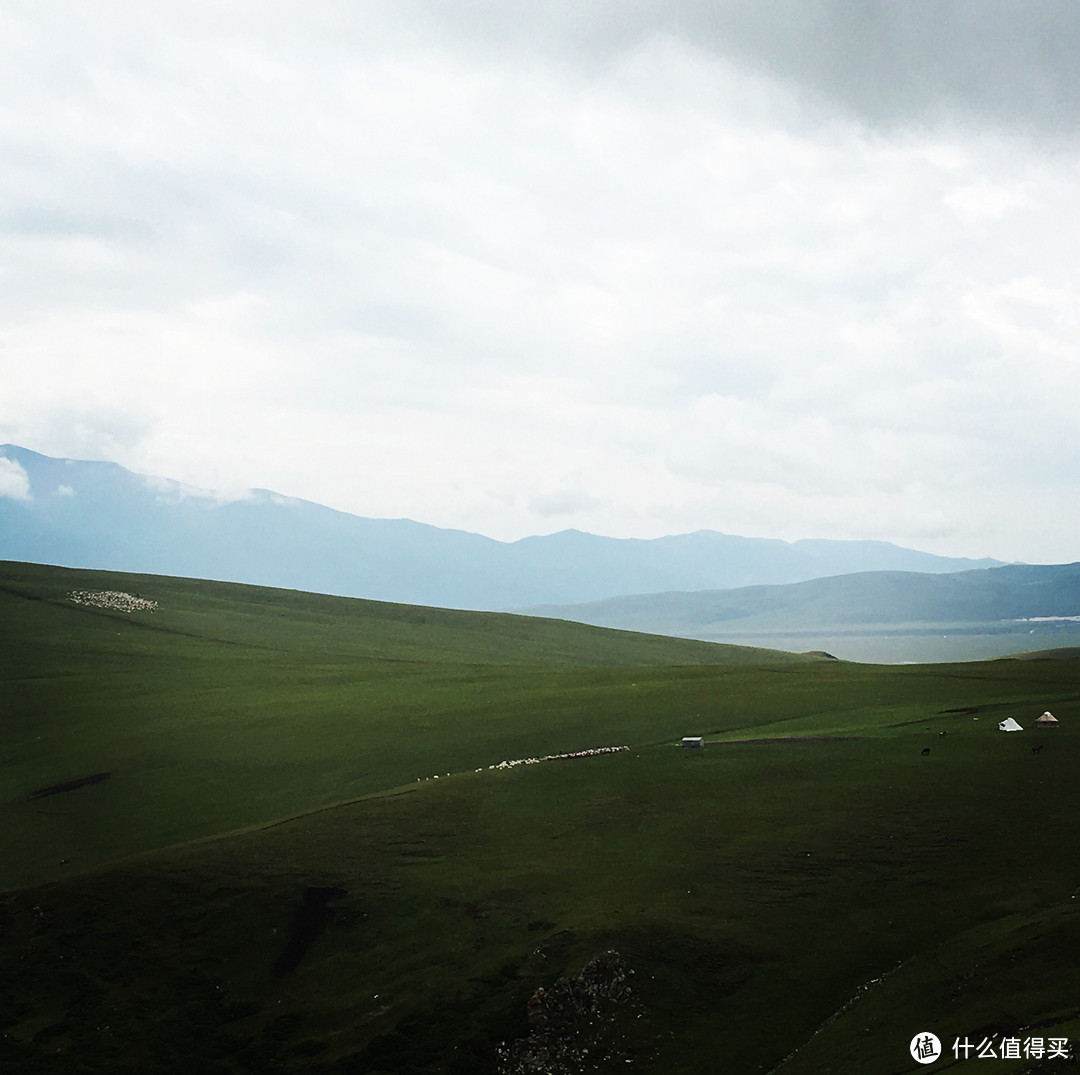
[911,1032,942,1064]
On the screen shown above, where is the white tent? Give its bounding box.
[998,718,1023,732]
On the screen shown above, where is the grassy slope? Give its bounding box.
[1,561,810,892]
[3,562,1080,1074]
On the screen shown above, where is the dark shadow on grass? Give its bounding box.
[272,886,348,976]
[28,772,111,799]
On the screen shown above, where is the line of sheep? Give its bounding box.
[418,746,630,784]
[489,745,630,770]
[67,589,158,613]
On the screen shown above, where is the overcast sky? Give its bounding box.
[2,1,1079,562]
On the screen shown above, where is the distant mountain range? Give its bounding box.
[524,564,1080,663]
[0,444,1003,611]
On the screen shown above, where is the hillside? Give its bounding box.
[4,562,1080,1074]
[525,563,1080,663]
[0,559,813,893]
[0,444,1001,608]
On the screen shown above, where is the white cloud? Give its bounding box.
[945,181,1034,222]
[0,457,31,501]
[142,474,255,506]
[529,483,603,519]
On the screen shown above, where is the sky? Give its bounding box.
[2,0,1079,563]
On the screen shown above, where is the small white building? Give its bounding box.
[998,718,1023,732]
[681,736,704,749]
[1036,711,1060,729]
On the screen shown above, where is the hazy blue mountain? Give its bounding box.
[522,563,1080,663]
[1,445,1003,610]
[523,564,1080,629]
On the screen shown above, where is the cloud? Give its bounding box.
[141,473,255,507]
[0,457,31,501]
[389,0,1080,137]
[0,3,1079,563]
[683,0,1080,137]
[529,484,603,519]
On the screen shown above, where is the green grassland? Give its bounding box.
[3,561,1080,1074]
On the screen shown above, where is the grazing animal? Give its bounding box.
[1032,745,1043,755]
[921,747,931,756]
[939,730,948,737]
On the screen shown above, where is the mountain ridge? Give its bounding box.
[1,444,1004,610]
[521,562,1080,662]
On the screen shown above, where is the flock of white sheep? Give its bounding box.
[417,746,631,784]
[489,745,630,770]
[67,589,158,613]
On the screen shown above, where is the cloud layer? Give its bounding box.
[2,2,1078,561]
[0,458,31,502]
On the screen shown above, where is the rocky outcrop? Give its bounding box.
[498,950,636,1074]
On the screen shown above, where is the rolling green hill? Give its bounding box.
[3,561,1080,1074]
[0,559,817,892]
